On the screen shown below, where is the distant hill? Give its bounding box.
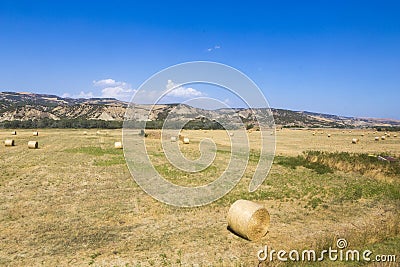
[1,91,399,129]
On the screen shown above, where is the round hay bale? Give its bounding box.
[114,142,123,149]
[394,134,398,138]
[183,137,190,144]
[374,137,380,141]
[312,132,315,136]
[387,133,391,137]
[349,130,352,133]
[4,139,15,146]
[28,141,38,149]
[229,132,234,137]
[327,134,331,138]
[170,136,177,142]
[83,131,88,135]
[342,131,345,133]
[32,131,39,136]
[352,138,359,144]
[227,200,270,241]
[361,133,364,137]
[11,131,17,135]
[96,130,101,135]
[381,136,386,140]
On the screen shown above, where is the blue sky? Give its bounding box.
[0,1,399,119]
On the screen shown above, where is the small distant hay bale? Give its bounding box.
[342,131,345,133]
[374,137,380,141]
[170,136,177,142]
[183,137,190,144]
[96,131,101,135]
[28,141,38,149]
[32,131,39,136]
[387,133,391,137]
[349,130,352,133]
[229,132,234,137]
[83,131,88,135]
[4,139,15,146]
[11,131,17,135]
[381,136,386,140]
[227,199,270,241]
[312,132,316,136]
[352,138,359,144]
[361,133,364,137]
[114,142,123,149]
[394,134,398,138]
[327,134,331,138]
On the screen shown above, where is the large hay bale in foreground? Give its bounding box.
[33,131,39,136]
[114,142,123,149]
[11,131,16,135]
[4,139,15,146]
[183,137,190,144]
[227,200,270,241]
[28,141,38,149]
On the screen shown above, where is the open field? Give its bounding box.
[0,128,399,266]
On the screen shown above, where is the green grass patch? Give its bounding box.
[64,146,123,156]
[94,156,126,166]
[276,155,333,174]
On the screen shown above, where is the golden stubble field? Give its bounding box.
[0,128,399,266]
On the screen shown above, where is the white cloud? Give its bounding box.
[165,80,204,98]
[93,78,136,101]
[62,91,94,99]
[206,45,221,52]
[62,78,136,101]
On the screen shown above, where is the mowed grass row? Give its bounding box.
[0,129,399,266]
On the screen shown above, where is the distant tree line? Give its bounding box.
[0,119,123,129]
[376,126,400,132]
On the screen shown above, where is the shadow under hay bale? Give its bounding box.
[4,139,15,146]
[28,141,38,149]
[227,199,270,241]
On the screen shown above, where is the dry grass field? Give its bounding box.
[0,128,399,266]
